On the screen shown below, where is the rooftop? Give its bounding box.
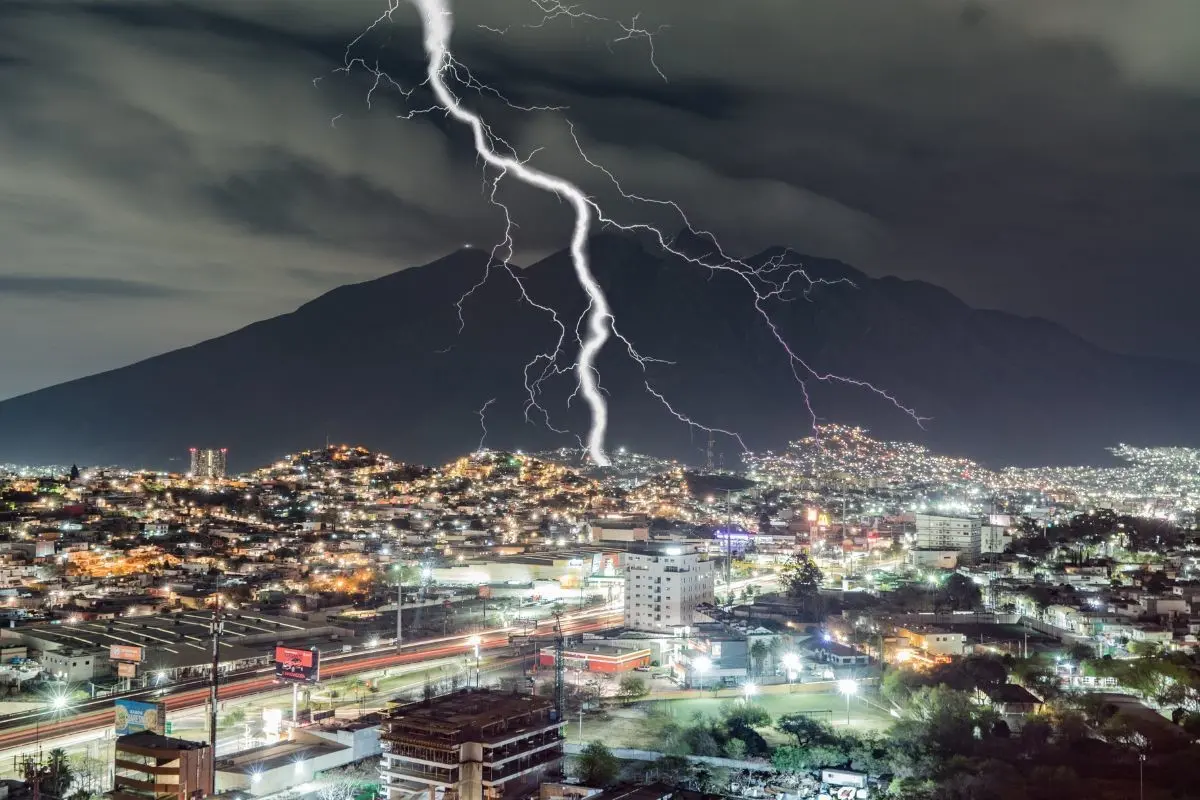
[983,684,1043,705]
[6,611,340,669]
[215,739,347,775]
[384,689,560,742]
[117,731,210,751]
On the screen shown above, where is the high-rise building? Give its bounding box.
[623,542,715,632]
[188,448,227,480]
[113,731,212,800]
[379,689,564,800]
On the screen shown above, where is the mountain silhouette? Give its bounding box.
[1,232,1196,471]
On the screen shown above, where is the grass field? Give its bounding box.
[566,689,894,748]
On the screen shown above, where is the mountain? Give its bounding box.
[1,232,1197,471]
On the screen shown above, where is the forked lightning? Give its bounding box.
[339,0,922,467]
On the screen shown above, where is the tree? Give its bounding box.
[940,574,982,611]
[749,640,770,676]
[648,754,694,787]
[1129,640,1163,658]
[315,759,380,800]
[723,738,747,760]
[780,553,823,601]
[42,748,74,799]
[776,713,837,748]
[576,741,619,786]
[616,676,649,704]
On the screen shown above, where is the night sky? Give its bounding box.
[1,0,1197,400]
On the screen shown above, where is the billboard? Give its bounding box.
[274,646,319,684]
[110,644,143,663]
[114,699,165,736]
[117,662,137,678]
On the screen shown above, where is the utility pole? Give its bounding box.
[725,489,733,601]
[208,589,223,796]
[553,613,565,723]
[396,568,403,649]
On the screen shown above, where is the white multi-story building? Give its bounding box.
[623,543,715,632]
[914,514,980,552]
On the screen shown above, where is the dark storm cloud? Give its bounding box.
[1,0,1200,398]
[0,275,188,299]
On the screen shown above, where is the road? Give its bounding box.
[0,606,620,754]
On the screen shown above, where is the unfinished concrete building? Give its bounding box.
[379,689,565,800]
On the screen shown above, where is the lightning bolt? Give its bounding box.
[338,0,923,471]
[400,0,617,466]
[475,397,497,454]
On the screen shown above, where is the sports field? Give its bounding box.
[567,688,894,747]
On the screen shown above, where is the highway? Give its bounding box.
[0,606,621,753]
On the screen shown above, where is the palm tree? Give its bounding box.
[749,640,769,677]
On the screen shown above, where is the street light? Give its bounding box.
[36,692,71,763]
[838,679,857,725]
[467,635,481,687]
[781,653,801,687]
[742,682,757,703]
[692,656,711,691]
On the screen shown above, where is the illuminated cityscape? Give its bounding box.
[0,0,1195,798]
[0,429,1193,796]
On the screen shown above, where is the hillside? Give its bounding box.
[0,232,1195,470]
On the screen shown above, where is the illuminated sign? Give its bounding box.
[110,645,144,663]
[274,646,320,684]
[115,699,165,736]
[117,662,137,678]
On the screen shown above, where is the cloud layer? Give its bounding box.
[1,0,1199,399]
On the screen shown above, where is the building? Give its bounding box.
[215,737,356,797]
[537,644,651,674]
[914,514,980,553]
[188,448,227,480]
[379,689,564,800]
[676,622,749,688]
[898,625,966,657]
[623,543,715,632]
[974,684,1044,730]
[975,525,1009,557]
[587,516,649,544]
[113,731,212,800]
[908,549,959,569]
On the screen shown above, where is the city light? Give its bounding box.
[781,652,801,684]
[839,679,857,725]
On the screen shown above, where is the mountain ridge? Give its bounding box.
[1,233,1195,471]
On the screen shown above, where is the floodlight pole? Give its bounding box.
[208,590,223,795]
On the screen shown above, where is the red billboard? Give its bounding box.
[110,644,144,663]
[274,646,319,683]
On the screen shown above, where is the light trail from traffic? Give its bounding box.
[0,610,619,753]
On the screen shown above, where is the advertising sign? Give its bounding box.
[117,662,137,678]
[273,646,319,684]
[110,644,144,663]
[114,699,165,736]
